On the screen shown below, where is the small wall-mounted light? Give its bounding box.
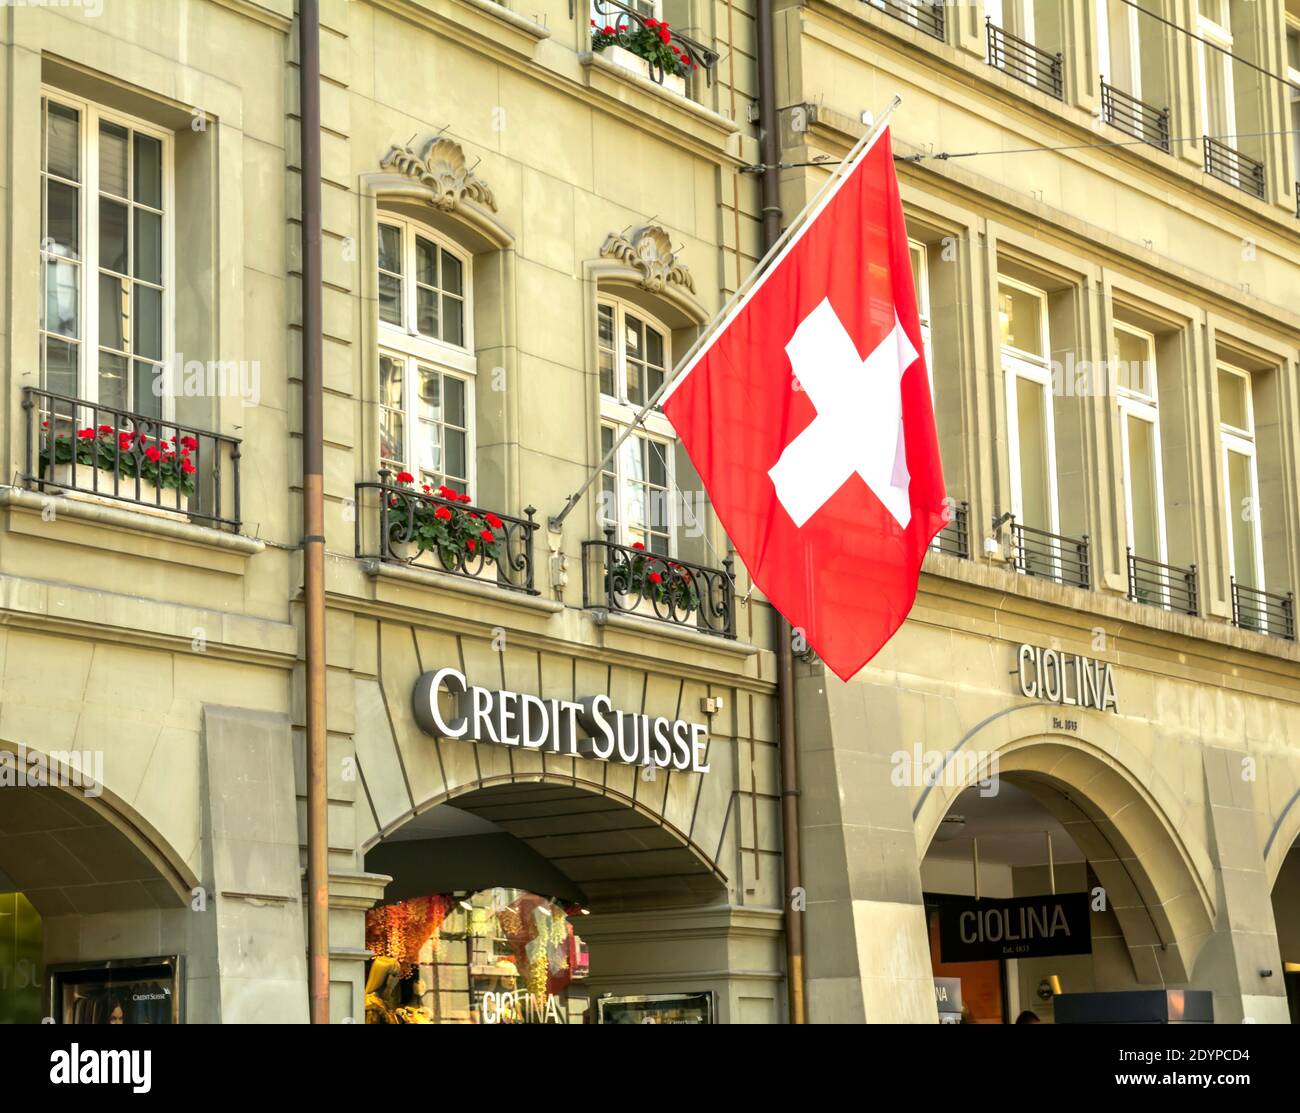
[701,696,725,714]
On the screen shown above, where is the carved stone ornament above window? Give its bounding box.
[599,225,695,295]
[379,137,498,213]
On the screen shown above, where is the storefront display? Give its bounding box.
[595,992,714,1024]
[47,957,181,1024]
[364,889,589,1023]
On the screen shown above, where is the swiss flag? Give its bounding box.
[662,126,945,681]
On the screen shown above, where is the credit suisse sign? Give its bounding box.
[413,667,711,774]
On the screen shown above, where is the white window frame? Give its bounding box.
[597,295,677,553]
[1000,278,1060,539]
[1114,322,1168,569]
[40,88,175,419]
[1097,0,1143,98]
[1286,19,1300,186]
[1217,363,1265,594]
[985,0,1034,43]
[376,215,476,495]
[1196,4,1236,140]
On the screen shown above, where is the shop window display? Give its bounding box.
[364,889,589,1024]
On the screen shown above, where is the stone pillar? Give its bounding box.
[327,869,391,1023]
[199,705,309,1022]
[1192,746,1291,1023]
[795,668,938,1023]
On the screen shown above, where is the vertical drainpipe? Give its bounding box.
[299,0,331,1025]
[757,0,806,1025]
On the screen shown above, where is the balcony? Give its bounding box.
[1127,550,1198,616]
[21,386,241,530]
[1011,520,1090,589]
[1231,579,1295,640]
[589,0,718,97]
[1203,136,1266,200]
[583,530,736,639]
[986,19,1063,100]
[355,471,539,594]
[931,500,970,559]
[866,0,946,42]
[1100,81,1170,152]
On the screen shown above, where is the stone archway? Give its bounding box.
[916,728,1216,986]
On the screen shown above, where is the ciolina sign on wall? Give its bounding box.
[1016,644,1119,713]
[412,667,712,774]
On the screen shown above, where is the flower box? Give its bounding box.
[603,43,686,96]
[47,462,191,523]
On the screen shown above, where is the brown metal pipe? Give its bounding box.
[757,0,806,1025]
[298,0,330,1025]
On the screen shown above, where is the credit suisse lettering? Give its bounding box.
[412,667,711,774]
[1017,644,1118,713]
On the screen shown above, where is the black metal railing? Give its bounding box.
[1231,578,1295,640]
[583,529,735,639]
[867,0,946,42]
[21,386,241,530]
[931,500,970,559]
[1293,181,1299,219]
[1012,520,1090,588]
[987,19,1063,100]
[1204,136,1266,199]
[1127,550,1197,616]
[355,471,538,594]
[1101,81,1170,152]
[589,0,719,88]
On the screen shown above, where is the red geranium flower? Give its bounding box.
[631,541,645,550]
[181,458,197,475]
[658,27,670,43]
[77,428,96,440]
[97,424,113,434]
[179,435,198,451]
[480,529,495,543]
[144,445,162,463]
[603,24,614,33]
[395,471,414,484]
[648,571,662,584]
[434,506,452,521]
[467,538,477,552]
[485,512,503,530]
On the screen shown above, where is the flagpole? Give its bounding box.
[547,94,904,532]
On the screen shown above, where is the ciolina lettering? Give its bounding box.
[1017,644,1118,713]
[412,667,711,774]
[959,903,1072,946]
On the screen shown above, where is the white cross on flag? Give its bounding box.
[661,126,946,681]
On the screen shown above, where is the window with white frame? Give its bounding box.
[1196,0,1235,140]
[1097,0,1143,97]
[1113,324,1167,567]
[377,215,475,495]
[999,278,1058,543]
[40,93,170,418]
[597,297,676,555]
[985,0,1034,42]
[1217,363,1265,594]
[908,239,933,394]
[1287,20,1300,186]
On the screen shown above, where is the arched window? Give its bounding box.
[376,215,475,495]
[596,295,677,555]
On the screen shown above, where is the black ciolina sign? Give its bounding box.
[939,893,1092,963]
[412,667,712,774]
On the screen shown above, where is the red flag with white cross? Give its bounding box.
[661,126,945,681]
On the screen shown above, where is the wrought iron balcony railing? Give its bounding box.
[986,19,1063,100]
[1231,578,1295,640]
[1101,81,1170,152]
[931,500,970,559]
[866,0,946,42]
[589,0,719,88]
[355,471,538,594]
[1127,550,1197,616]
[583,530,736,639]
[21,386,241,530]
[1012,520,1090,589]
[1294,180,1299,219]
[1203,136,1266,199]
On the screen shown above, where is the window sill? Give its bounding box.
[362,557,564,613]
[591,605,759,659]
[0,485,264,560]
[578,51,740,154]
[379,0,550,61]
